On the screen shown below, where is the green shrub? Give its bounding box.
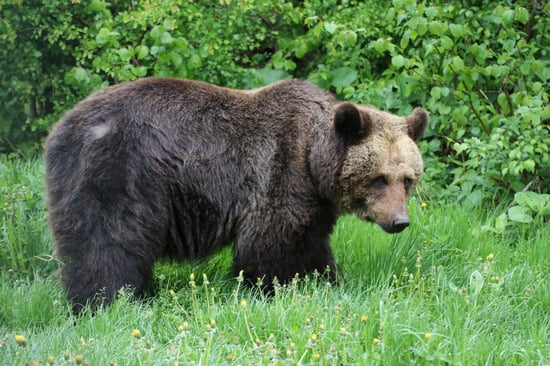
[1,0,548,201]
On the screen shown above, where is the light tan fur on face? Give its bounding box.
[339,106,425,233]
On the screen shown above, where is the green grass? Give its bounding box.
[1,157,549,365]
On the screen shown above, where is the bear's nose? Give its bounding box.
[391,216,410,233]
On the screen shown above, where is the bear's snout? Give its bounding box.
[389,214,410,233]
[379,213,410,234]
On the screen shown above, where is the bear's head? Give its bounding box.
[335,102,428,233]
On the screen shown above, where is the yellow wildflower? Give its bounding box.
[14,334,27,346]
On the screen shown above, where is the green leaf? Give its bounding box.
[451,56,464,71]
[372,38,387,53]
[161,32,174,44]
[449,24,463,38]
[336,30,357,47]
[391,55,405,68]
[438,104,451,115]
[532,82,542,93]
[87,0,105,12]
[495,213,508,233]
[424,6,438,19]
[131,66,148,77]
[136,45,149,60]
[170,52,182,66]
[330,67,358,87]
[284,59,297,71]
[400,31,410,48]
[514,192,550,213]
[95,27,111,46]
[522,159,535,173]
[163,19,174,30]
[189,53,203,69]
[515,7,529,24]
[440,36,453,50]
[507,206,533,223]
[118,48,132,62]
[324,22,338,34]
[428,21,446,36]
[74,67,89,83]
[430,86,441,100]
[294,40,309,59]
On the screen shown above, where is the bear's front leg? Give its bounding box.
[233,210,338,291]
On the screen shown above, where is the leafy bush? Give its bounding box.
[339,0,549,202]
[0,0,96,153]
[492,191,550,233]
[1,0,548,201]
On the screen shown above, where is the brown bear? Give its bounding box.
[45,78,428,313]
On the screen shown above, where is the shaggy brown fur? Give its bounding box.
[45,78,428,313]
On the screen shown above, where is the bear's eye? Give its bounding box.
[404,177,413,190]
[372,176,388,188]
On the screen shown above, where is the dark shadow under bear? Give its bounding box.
[45,78,427,313]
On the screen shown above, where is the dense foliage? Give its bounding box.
[1,0,549,201]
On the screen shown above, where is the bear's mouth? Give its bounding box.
[378,221,408,234]
[377,214,410,234]
[356,212,410,234]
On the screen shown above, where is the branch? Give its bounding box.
[468,93,490,136]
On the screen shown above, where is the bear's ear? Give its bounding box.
[334,102,370,143]
[406,108,429,142]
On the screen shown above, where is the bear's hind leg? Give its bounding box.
[60,242,154,314]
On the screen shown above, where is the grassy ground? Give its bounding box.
[1,157,549,365]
